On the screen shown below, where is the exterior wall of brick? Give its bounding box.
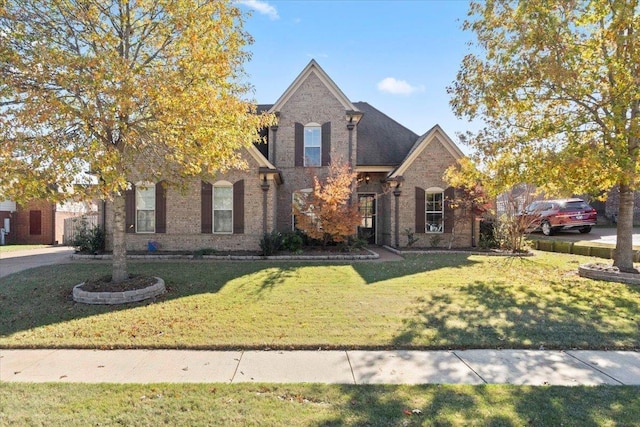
[5,200,56,245]
[101,63,473,251]
[272,72,354,232]
[396,136,472,248]
[104,150,276,252]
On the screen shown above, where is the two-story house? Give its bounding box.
[104,60,474,252]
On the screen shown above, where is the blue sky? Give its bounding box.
[237,0,479,147]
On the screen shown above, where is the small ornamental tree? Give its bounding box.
[293,163,361,247]
[445,157,537,253]
[0,0,274,283]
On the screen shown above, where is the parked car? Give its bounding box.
[520,198,597,236]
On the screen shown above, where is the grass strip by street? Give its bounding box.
[1,251,638,350]
[1,383,638,427]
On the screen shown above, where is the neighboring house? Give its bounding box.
[104,60,475,251]
[0,198,96,245]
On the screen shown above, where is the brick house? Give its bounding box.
[0,198,94,245]
[105,60,474,251]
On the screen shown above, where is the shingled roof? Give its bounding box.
[353,102,419,167]
[255,102,420,167]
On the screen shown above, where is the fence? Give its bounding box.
[63,215,99,245]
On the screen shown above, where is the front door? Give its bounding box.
[358,194,376,244]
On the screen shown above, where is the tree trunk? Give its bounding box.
[111,192,129,283]
[613,184,635,272]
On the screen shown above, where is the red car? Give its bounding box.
[522,198,598,236]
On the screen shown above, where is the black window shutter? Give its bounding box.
[321,122,331,166]
[415,187,425,233]
[155,181,166,234]
[125,184,136,233]
[201,181,212,234]
[233,179,244,234]
[444,187,455,233]
[294,122,304,166]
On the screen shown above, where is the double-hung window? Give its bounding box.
[425,190,444,233]
[304,124,321,167]
[213,184,233,233]
[136,183,155,233]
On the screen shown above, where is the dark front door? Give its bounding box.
[358,194,376,244]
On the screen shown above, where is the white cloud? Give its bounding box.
[237,0,279,20]
[377,77,425,96]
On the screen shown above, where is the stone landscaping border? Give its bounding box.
[382,245,533,257]
[578,264,640,286]
[73,277,166,305]
[71,248,380,261]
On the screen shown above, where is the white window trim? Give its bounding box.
[213,181,233,234]
[425,187,444,234]
[135,181,156,234]
[303,122,321,167]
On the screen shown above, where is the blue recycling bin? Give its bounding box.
[148,240,159,252]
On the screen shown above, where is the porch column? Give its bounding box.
[270,124,278,164]
[261,176,270,234]
[393,185,401,248]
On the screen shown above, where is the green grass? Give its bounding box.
[0,244,53,253]
[1,383,638,426]
[1,251,638,350]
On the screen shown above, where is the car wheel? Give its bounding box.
[541,221,554,236]
[579,226,592,234]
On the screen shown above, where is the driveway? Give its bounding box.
[0,246,75,278]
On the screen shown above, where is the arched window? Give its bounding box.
[304,122,321,167]
[425,187,444,233]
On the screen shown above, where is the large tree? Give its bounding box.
[0,0,273,282]
[449,0,639,271]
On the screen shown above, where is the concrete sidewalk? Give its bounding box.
[2,349,639,386]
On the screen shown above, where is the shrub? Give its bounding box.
[72,219,105,254]
[339,235,368,252]
[259,231,283,256]
[404,228,420,247]
[193,248,217,258]
[478,220,498,249]
[282,231,304,253]
[428,234,443,247]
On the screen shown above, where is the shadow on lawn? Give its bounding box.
[392,277,640,349]
[351,252,479,284]
[308,384,639,426]
[0,254,476,341]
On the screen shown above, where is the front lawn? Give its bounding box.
[1,383,638,426]
[1,251,638,350]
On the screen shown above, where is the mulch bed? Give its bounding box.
[78,275,158,293]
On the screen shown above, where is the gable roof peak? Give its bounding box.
[269,60,359,113]
[389,125,465,179]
